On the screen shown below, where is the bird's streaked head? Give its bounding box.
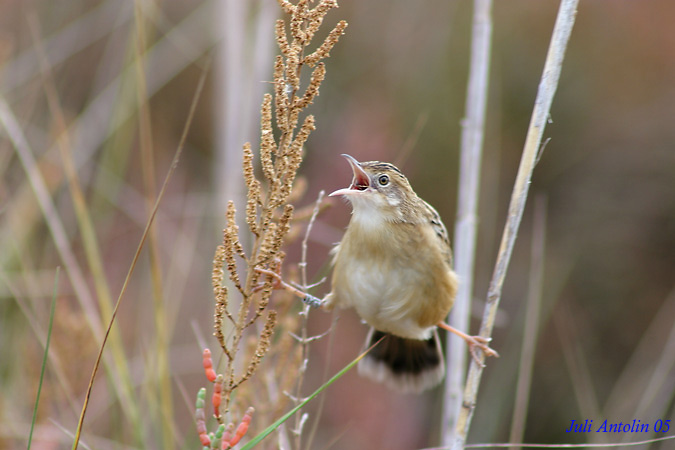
[329,154,419,222]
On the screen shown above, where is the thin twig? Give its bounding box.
[452,1,579,448]
[0,272,79,415]
[28,268,59,450]
[421,432,675,449]
[304,312,339,450]
[292,189,325,448]
[299,190,325,288]
[442,0,493,442]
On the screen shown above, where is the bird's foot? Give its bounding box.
[437,322,499,367]
[254,267,324,309]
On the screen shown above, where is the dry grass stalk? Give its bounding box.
[207,0,347,437]
[451,1,579,448]
[442,0,493,441]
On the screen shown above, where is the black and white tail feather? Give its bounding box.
[358,328,445,393]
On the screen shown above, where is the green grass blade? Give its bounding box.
[27,267,60,450]
[240,338,381,450]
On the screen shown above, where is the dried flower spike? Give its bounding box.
[235,311,277,388]
[273,56,288,133]
[295,63,325,109]
[276,0,295,15]
[304,20,348,67]
[275,19,291,56]
[305,0,338,40]
[212,245,225,292]
[259,94,277,182]
[204,0,347,434]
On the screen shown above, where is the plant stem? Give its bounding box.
[28,269,59,450]
[443,0,493,444]
[452,1,579,448]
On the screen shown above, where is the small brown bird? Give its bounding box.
[256,154,497,392]
[323,154,495,393]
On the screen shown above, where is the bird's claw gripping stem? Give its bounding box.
[302,294,324,309]
[437,322,499,367]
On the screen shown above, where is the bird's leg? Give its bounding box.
[254,267,324,309]
[437,322,499,367]
[251,259,283,293]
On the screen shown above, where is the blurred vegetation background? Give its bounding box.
[1,0,674,449]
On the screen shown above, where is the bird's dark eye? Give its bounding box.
[377,174,389,186]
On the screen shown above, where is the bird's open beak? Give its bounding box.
[329,154,370,197]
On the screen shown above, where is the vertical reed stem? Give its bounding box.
[451,1,579,448]
[442,0,493,443]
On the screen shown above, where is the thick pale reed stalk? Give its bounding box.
[442,0,493,444]
[452,1,579,448]
[215,0,277,232]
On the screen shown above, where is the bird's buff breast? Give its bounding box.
[328,220,456,340]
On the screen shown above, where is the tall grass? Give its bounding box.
[2,1,675,449]
[1,1,214,448]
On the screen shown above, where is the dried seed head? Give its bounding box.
[260,94,277,181]
[213,244,232,354]
[214,289,230,357]
[235,310,277,388]
[242,143,257,190]
[291,114,315,158]
[295,62,325,109]
[213,244,225,293]
[225,201,245,258]
[304,20,348,67]
[286,108,300,138]
[246,182,260,237]
[284,44,301,92]
[208,0,346,423]
[255,280,273,318]
[290,1,309,44]
[276,0,295,15]
[260,94,274,141]
[257,222,278,266]
[305,0,339,42]
[223,202,242,291]
[275,19,290,56]
[273,56,288,133]
[223,228,242,291]
[226,200,237,229]
[278,115,315,202]
[274,205,294,251]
